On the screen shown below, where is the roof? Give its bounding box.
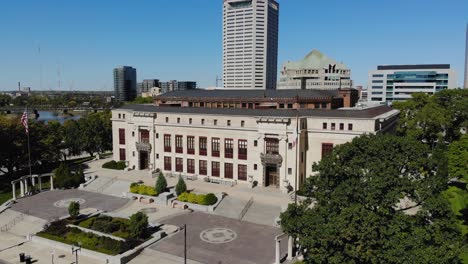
[156,89,340,99]
[281,49,347,70]
[117,104,396,119]
[377,64,450,70]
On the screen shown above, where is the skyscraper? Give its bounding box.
[464,23,468,89]
[223,0,279,90]
[113,66,137,101]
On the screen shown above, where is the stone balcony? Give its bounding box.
[136,140,151,152]
[260,152,283,165]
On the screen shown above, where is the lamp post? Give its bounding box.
[180,224,187,264]
[71,244,81,264]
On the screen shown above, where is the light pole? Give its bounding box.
[71,244,81,264]
[180,224,187,264]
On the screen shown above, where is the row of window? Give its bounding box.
[323,122,353,131]
[164,157,248,181]
[166,117,246,127]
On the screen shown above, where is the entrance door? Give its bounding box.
[265,165,279,188]
[139,151,149,170]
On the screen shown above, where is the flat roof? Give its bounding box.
[377,64,450,70]
[117,104,396,119]
[156,89,343,99]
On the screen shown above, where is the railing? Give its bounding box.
[187,149,195,155]
[225,151,233,159]
[238,152,247,160]
[176,147,183,154]
[199,149,207,156]
[164,146,171,152]
[239,196,254,221]
[212,151,220,157]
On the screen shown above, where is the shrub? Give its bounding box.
[175,176,187,196]
[178,192,189,202]
[203,193,218,206]
[196,194,206,205]
[155,173,167,194]
[54,163,83,189]
[102,160,126,170]
[129,212,148,239]
[68,201,80,219]
[130,184,157,196]
[130,183,139,194]
[187,193,198,203]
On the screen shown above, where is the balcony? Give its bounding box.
[164,146,171,152]
[238,152,247,160]
[212,151,220,157]
[225,150,233,159]
[176,147,183,154]
[260,152,283,165]
[199,149,207,156]
[187,149,195,155]
[136,139,151,152]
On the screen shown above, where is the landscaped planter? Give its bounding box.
[122,191,174,206]
[170,193,224,212]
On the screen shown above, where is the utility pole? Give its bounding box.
[71,244,81,264]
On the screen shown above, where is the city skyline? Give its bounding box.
[0,0,467,91]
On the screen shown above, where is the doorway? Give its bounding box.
[265,164,279,188]
[139,151,149,170]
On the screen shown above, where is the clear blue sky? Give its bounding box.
[1,0,467,91]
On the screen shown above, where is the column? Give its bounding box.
[20,181,24,197]
[287,236,294,260]
[11,183,16,200]
[38,177,42,192]
[275,239,281,264]
[24,179,28,194]
[50,176,54,190]
[31,176,36,187]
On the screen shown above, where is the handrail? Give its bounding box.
[238,196,254,221]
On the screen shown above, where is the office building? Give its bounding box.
[137,79,159,96]
[465,23,468,88]
[368,64,457,103]
[112,89,398,192]
[223,0,279,89]
[113,66,137,101]
[278,50,352,90]
[160,80,197,94]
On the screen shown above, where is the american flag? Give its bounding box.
[21,110,29,134]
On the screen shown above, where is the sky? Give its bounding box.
[0,0,467,91]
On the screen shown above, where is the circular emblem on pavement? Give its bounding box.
[200,228,237,244]
[53,198,86,208]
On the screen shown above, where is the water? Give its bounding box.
[35,111,82,124]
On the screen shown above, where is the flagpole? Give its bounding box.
[294,110,299,204]
[26,107,32,178]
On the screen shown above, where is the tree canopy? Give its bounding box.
[280,134,464,263]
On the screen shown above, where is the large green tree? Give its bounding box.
[281,134,464,263]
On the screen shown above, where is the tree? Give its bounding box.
[63,120,83,158]
[68,201,80,219]
[78,111,112,156]
[155,172,167,194]
[447,134,468,182]
[129,212,148,239]
[280,134,464,263]
[53,163,83,189]
[175,176,187,196]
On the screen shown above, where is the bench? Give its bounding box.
[185,175,198,181]
[209,178,236,187]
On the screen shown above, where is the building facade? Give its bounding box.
[112,91,398,192]
[278,50,352,90]
[160,80,197,94]
[137,79,159,96]
[368,64,457,103]
[114,66,137,102]
[465,23,468,89]
[223,0,279,89]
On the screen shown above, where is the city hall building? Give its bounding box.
[112,89,398,192]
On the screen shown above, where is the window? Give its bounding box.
[187,136,195,154]
[132,151,135,157]
[339,123,344,130]
[265,138,279,154]
[123,114,125,119]
[238,140,247,160]
[227,120,231,126]
[288,168,292,175]
[199,137,207,156]
[177,118,180,124]
[119,148,126,161]
[214,119,218,126]
[212,161,220,177]
[288,143,293,149]
[164,156,171,171]
[212,138,220,157]
[164,134,171,152]
[118,114,121,118]
[287,103,293,108]
[176,158,183,172]
[322,143,334,158]
[224,163,233,179]
[189,118,192,124]
[331,123,336,130]
[254,140,258,147]
[238,165,247,181]
[254,164,258,170]
[140,130,149,143]
[225,139,233,158]
[187,159,195,174]
[241,120,245,127]
[199,160,207,175]
[165,117,169,123]
[156,154,159,159]
[156,133,159,139]
[119,129,125,144]
[201,119,205,125]
[323,123,327,129]
[348,124,353,131]
[132,131,135,137]
[321,103,327,109]
[176,135,183,153]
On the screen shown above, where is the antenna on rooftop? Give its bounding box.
[216,75,222,87]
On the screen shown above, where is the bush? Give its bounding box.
[155,173,167,194]
[203,193,218,205]
[54,163,84,189]
[175,176,187,196]
[196,194,206,205]
[187,193,198,203]
[129,184,157,196]
[68,201,80,218]
[129,212,148,239]
[178,192,189,202]
[102,160,126,170]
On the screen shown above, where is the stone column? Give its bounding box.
[20,181,24,197]
[275,239,281,264]
[31,176,36,187]
[38,176,42,192]
[24,179,28,194]
[287,236,294,260]
[11,183,16,200]
[50,176,54,190]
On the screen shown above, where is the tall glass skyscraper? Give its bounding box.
[113,66,137,101]
[223,0,279,90]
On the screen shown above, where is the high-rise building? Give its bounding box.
[368,64,457,103]
[278,50,352,90]
[464,23,468,89]
[160,80,197,94]
[138,79,159,96]
[222,0,279,90]
[113,66,137,101]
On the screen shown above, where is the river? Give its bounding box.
[35,111,82,123]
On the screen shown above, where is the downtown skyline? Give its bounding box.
[0,0,467,91]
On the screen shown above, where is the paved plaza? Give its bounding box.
[151,212,287,264]
[10,189,130,220]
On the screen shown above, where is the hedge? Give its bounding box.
[102,160,126,170]
[130,183,157,196]
[177,192,217,206]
